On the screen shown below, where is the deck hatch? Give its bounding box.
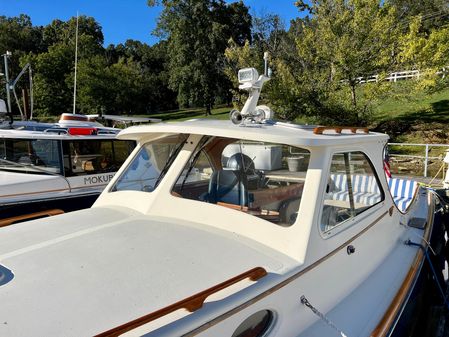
[0,265,14,286]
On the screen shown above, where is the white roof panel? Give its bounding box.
[117,119,389,147]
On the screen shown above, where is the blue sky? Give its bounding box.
[0,0,302,46]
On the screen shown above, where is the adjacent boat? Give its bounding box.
[0,61,445,336]
[0,110,136,221]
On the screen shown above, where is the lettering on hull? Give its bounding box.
[84,174,115,185]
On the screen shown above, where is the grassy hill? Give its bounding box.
[372,85,449,144]
[149,83,449,146]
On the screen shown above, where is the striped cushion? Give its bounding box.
[329,174,381,206]
[387,178,418,212]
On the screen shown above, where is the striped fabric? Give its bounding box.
[329,174,418,212]
[329,174,382,206]
[387,177,418,212]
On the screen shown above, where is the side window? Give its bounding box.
[0,139,61,174]
[64,140,135,177]
[321,152,383,233]
[172,137,310,227]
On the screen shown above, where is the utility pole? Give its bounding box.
[2,51,12,114]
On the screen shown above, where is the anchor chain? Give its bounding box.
[300,295,348,337]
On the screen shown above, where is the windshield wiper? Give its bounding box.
[153,139,187,190]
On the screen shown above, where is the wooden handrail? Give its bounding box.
[0,208,64,228]
[313,126,369,135]
[94,266,267,337]
[371,193,434,336]
[370,252,423,337]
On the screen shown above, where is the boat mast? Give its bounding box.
[2,51,12,114]
[72,13,79,115]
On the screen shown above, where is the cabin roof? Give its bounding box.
[117,119,389,147]
[0,128,117,140]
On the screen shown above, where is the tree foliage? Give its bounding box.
[1,15,177,118]
[1,0,449,124]
[148,0,252,115]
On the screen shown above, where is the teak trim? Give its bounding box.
[185,210,390,336]
[94,266,267,337]
[370,252,423,337]
[0,208,64,228]
[313,126,369,135]
[371,192,434,337]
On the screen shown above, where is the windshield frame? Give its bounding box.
[110,134,189,193]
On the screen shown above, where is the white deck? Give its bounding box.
[0,206,289,336]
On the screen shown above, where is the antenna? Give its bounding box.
[72,12,79,115]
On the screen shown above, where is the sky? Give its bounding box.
[0,0,302,46]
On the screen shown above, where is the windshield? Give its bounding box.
[0,138,62,174]
[172,137,310,226]
[111,134,188,192]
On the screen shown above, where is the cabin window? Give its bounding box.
[63,140,135,177]
[172,137,310,226]
[0,138,62,174]
[111,134,188,192]
[231,310,274,337]
[321,151,384,234]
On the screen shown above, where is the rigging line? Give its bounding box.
[301,295,348,337]
[405,240,449,309]
[428,162,445,186]
[73,12,79,115]
[407,227,437,256]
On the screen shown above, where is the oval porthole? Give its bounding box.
[231,310,274,337]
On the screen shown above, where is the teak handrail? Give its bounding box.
[0,208,64,228]
[95,266,268,337]
[313,126,369,135]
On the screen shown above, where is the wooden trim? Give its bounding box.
[313,126,369,135]
[371,192,435,337]
[184,211,390,336]
[94,267,267,337]
[370,252,424,337]
[0,209,64,227]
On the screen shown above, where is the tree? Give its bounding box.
[258,0,401,124]
[398,15,449,92]
[148,0,252,115]
[27,42,75,116]
[25,15,106,117]
[387,0,449,30]
[0,15,43,113]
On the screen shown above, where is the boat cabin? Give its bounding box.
[0,128,135,220]
[0,61,439,337]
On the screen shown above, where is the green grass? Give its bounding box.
[373,85,449,124]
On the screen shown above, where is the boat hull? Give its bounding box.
[0,192,99,223]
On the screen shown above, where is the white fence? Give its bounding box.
[388,142,449,179]
[354,67,448,84]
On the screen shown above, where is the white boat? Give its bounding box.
[0,59,445,337]
[0,110,137,222]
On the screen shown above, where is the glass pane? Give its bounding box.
[321,151,383,233]
[172,137,310,226]
[0,139,61,174]
[65,140,135,177]
[231,310,273,337]
[112,134,188,192]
